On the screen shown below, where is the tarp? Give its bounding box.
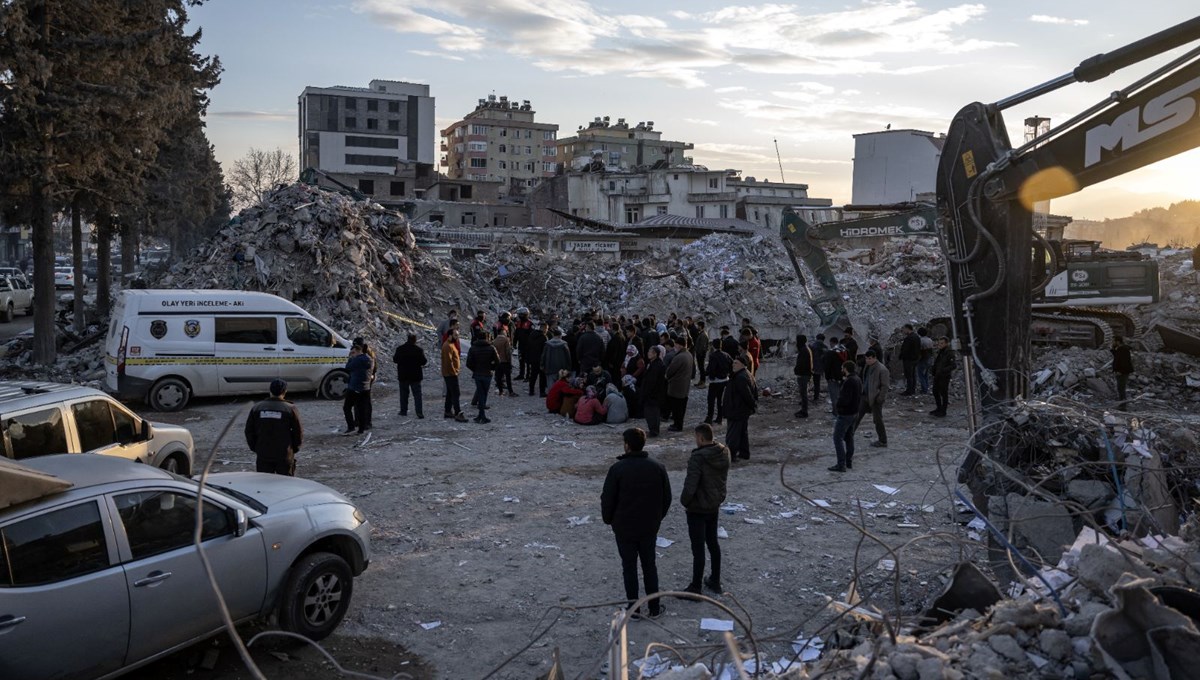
[0,457,72,510]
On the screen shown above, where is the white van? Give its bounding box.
[104,290,351,411]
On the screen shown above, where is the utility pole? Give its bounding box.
[774,139,786,183]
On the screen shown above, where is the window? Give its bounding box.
[495,214,508,226]
[543,147,555,157]
[525,162,535,172]
[367,99,378,112]
[499,128,507,137]
[609,181,616,190]
[0,502,109,586]
[115,491,231,560]
[625,207,640,223]
[345,135,399,149]
[470,124,488,135]
[345,154,398,166]
[525,130,532,139]
[215,317,277,344]
[462,212,476,226]
[390,181,405,196]
[358,179,375,195]
[455,127,464,138]
[609,152,621,165]
[345,97,357,110]
[344,117,356,129]
[657,206,668,215]
[388,120,399,132]
[4,407,69,460]
[498,160,507,169]
[467,141,488,152]
[498,144,506,153]
[524,146,532,155]
[469,158,487,168]
[461,186,473,199]
[695,205,705,218]
[543,130,555,140]
[709,178,719,189]
[366,119,378,130]
[511,146,521,155]
[388,101,400,113]
[601,143,608,151]
[72,400,117,452]
[542,162,556,172]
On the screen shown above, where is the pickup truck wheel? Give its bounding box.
[158,453,189,476]
[279,552,353,641]
[149,377,190,412]
[1,303,12,323]
[319,370,349,400]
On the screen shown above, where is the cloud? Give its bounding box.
[717,95,943,143]
[1030,15,1089,26]
[685,118,720,126]
[715,86,748,94]
[206,110,292,121]
[408,49,464,61]
[353,0,1012,88]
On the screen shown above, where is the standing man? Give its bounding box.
[601,427,671,620]
[436,310,458,349]
[899,324,920,396]
[663,335,694,432]
[823,337,845,412]
[704,339,732,425]
[493,329,514,396]
[724,356,758,461]
[855,349,889,448]
[692,320,710,388]
[680,423,729,594]
[930,336,954,417]
[829,361,862,472]
[576,321,605,374]
[1111,336,1134,411]
[842,328,859,367]
[245,378,303,476]
[441,329,469,422]
[343,342,374,435]
[641,346,667,437]
[916,327,934,395]
[513,307,533,380]
[809,334,826,402]
[465,331,499,424]
[525,322,549,397]
[541,327,572,383]
[793,333,813,418]
[392,333,427,418]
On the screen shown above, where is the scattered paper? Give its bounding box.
[853,500,878,509]
[502,496,520,503]
[791,634,825,662]
[809,499,831,508]
[877,559,896,572]
[744,518,765,525]
[778,511,798,519]
[873,484,900,495]
[700,618,735,632]
[721,503,747,514]
[567,516,591,526]
[655,536,675,548]
[897,523,920,528]
[631,653,673,677]
[921,505,936,513]
[524,542,560,550]
[716,526,729,539]
[418,621,441,630]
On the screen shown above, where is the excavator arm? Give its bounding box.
[937,16,1200,428]
[780,204,936,334]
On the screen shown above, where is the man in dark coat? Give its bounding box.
[1111,336,1134,411]
[604,327,627,377]
[465,332,499,424]
[823,337,846,412]
[541,328,572,383]
[524,323,549,397]
[663,340,694,432]
[641,345,667,437]
[576,322,605,373]
[680,423,729,594]
[723,356,758,461]
[809,334,826,401]
[392,333,427,418]
[601,427,671,619]
[245,379,303,476]
[513,307,533,380]
[930,336,955,417]
[855,349,890,447]
[692,320,710,388]
[704,342,732,424]
[829,361,862,472]
[793,333,813,418]
[344,342,374,435]
[898,324,921,396]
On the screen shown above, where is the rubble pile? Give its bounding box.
[1031,343,1200,403]
[157,183,474,339]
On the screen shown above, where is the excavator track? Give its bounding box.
[1030,312,1115,349]
[1064,306,1144,339]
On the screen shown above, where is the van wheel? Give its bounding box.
[149,378,190,412]
[1,303,12,323]
[319,370,349,400]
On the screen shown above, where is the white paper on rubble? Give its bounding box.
[716,526,729,539]
[567,516,591,526]
[872,484,900,495]
[418,621,441,630]
[792,634,825,661]
[655,536,674,548]
[809,499,831,508]
[700,618,735,632]
[632,653,673,677]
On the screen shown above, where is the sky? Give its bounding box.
[190,1,1200,220]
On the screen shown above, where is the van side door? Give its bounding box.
[279,317,341,391]
[214,316,281,396]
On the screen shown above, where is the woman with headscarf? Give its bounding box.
[574,385,609,425]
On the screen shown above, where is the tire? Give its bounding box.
[1,303,12,323]
[159,452,189,476]
[278,552,354,641]
[319,370,349,400]
[148,377,190,412]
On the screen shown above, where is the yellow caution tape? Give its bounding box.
[380,310,436,330]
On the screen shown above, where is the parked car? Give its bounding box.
[0,381,194,474]
[0,276,33,321]
[0,454,372,680]
[53,266,75,289]
[0,267,30,287]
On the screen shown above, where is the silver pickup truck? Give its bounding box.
[0,275,34,322]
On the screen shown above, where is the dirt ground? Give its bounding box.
[126,357,987,679]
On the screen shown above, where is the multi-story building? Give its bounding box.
[297,80,436,202]
[440,95,559,198]
[850,129,944,204]
[728,175,834,233]
[529,165,738,226]
[556,118,693,172]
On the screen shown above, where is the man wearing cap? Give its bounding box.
[854,349,890,448]
[724,355,758,461]
[245,379,303,476]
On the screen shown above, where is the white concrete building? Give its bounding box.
[561,166,735,224]
[851,129,944,205]
[728,175,834,234]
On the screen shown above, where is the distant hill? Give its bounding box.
[1064,200,1200,249]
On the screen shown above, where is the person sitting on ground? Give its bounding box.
[604,382,629,424]
[575,385,609,425]
[584,363,612,393]
[546,369,583,414]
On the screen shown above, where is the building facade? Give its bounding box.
[440,95,558,198]
[728,176,834,234]
[529,166,737,226]
[556,118,693,172]
[298,80,436,202]
[850,129,944,205]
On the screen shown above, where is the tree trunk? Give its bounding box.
[71,196,85,334]
[121,221,136,280]
[31,179,56,365]
[96,211,111,310]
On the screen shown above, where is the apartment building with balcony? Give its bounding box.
[529,165,738,226]
[556,118,694,172]
[728,175,834,233]
[440,95,559,198]
[298,79,436,203]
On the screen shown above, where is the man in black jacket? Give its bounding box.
[393,333,427,418]
[692,320,710,388]
[723,357,758,461]
[830,361,862,472]
[680,423,729,594]
[524,323,549,397]
[809,334,826,401]
[822,337,845,413]
[898,324,921,396]
[793,334,813,418]
[576,322,605,373]
[245,379,303,476]
[1111,336,1134,411]
[465,332,499,424]
[641,346,667,437]
[601,427,671,619]
[930,336,955,417]
[704,342,732,424]
[513,307,532,380]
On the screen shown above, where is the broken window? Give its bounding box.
[358,179,375,194]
